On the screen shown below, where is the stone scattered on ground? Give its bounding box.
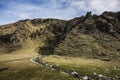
[30,57,120,80]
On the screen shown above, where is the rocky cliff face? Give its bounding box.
[0,11,120,61]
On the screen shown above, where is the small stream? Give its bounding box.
[29,57,117,80]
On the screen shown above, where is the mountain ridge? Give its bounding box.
[0,11,120,61]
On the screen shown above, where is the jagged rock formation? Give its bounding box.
[0,11,120,61]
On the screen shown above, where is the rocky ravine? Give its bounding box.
[0,11,120,61]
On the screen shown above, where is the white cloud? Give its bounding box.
[0,0,120,25]
[88,0,120,14]
[71,0,120,14]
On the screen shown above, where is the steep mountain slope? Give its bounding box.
[0,11,120,61]
[54,11,120,61]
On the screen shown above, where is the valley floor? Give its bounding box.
[0,52,75,80]
[42,55,120,79]
[0,51,120,80]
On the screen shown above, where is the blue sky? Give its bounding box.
[0,0,120,25]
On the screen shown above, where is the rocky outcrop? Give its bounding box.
[0,11,120,61]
